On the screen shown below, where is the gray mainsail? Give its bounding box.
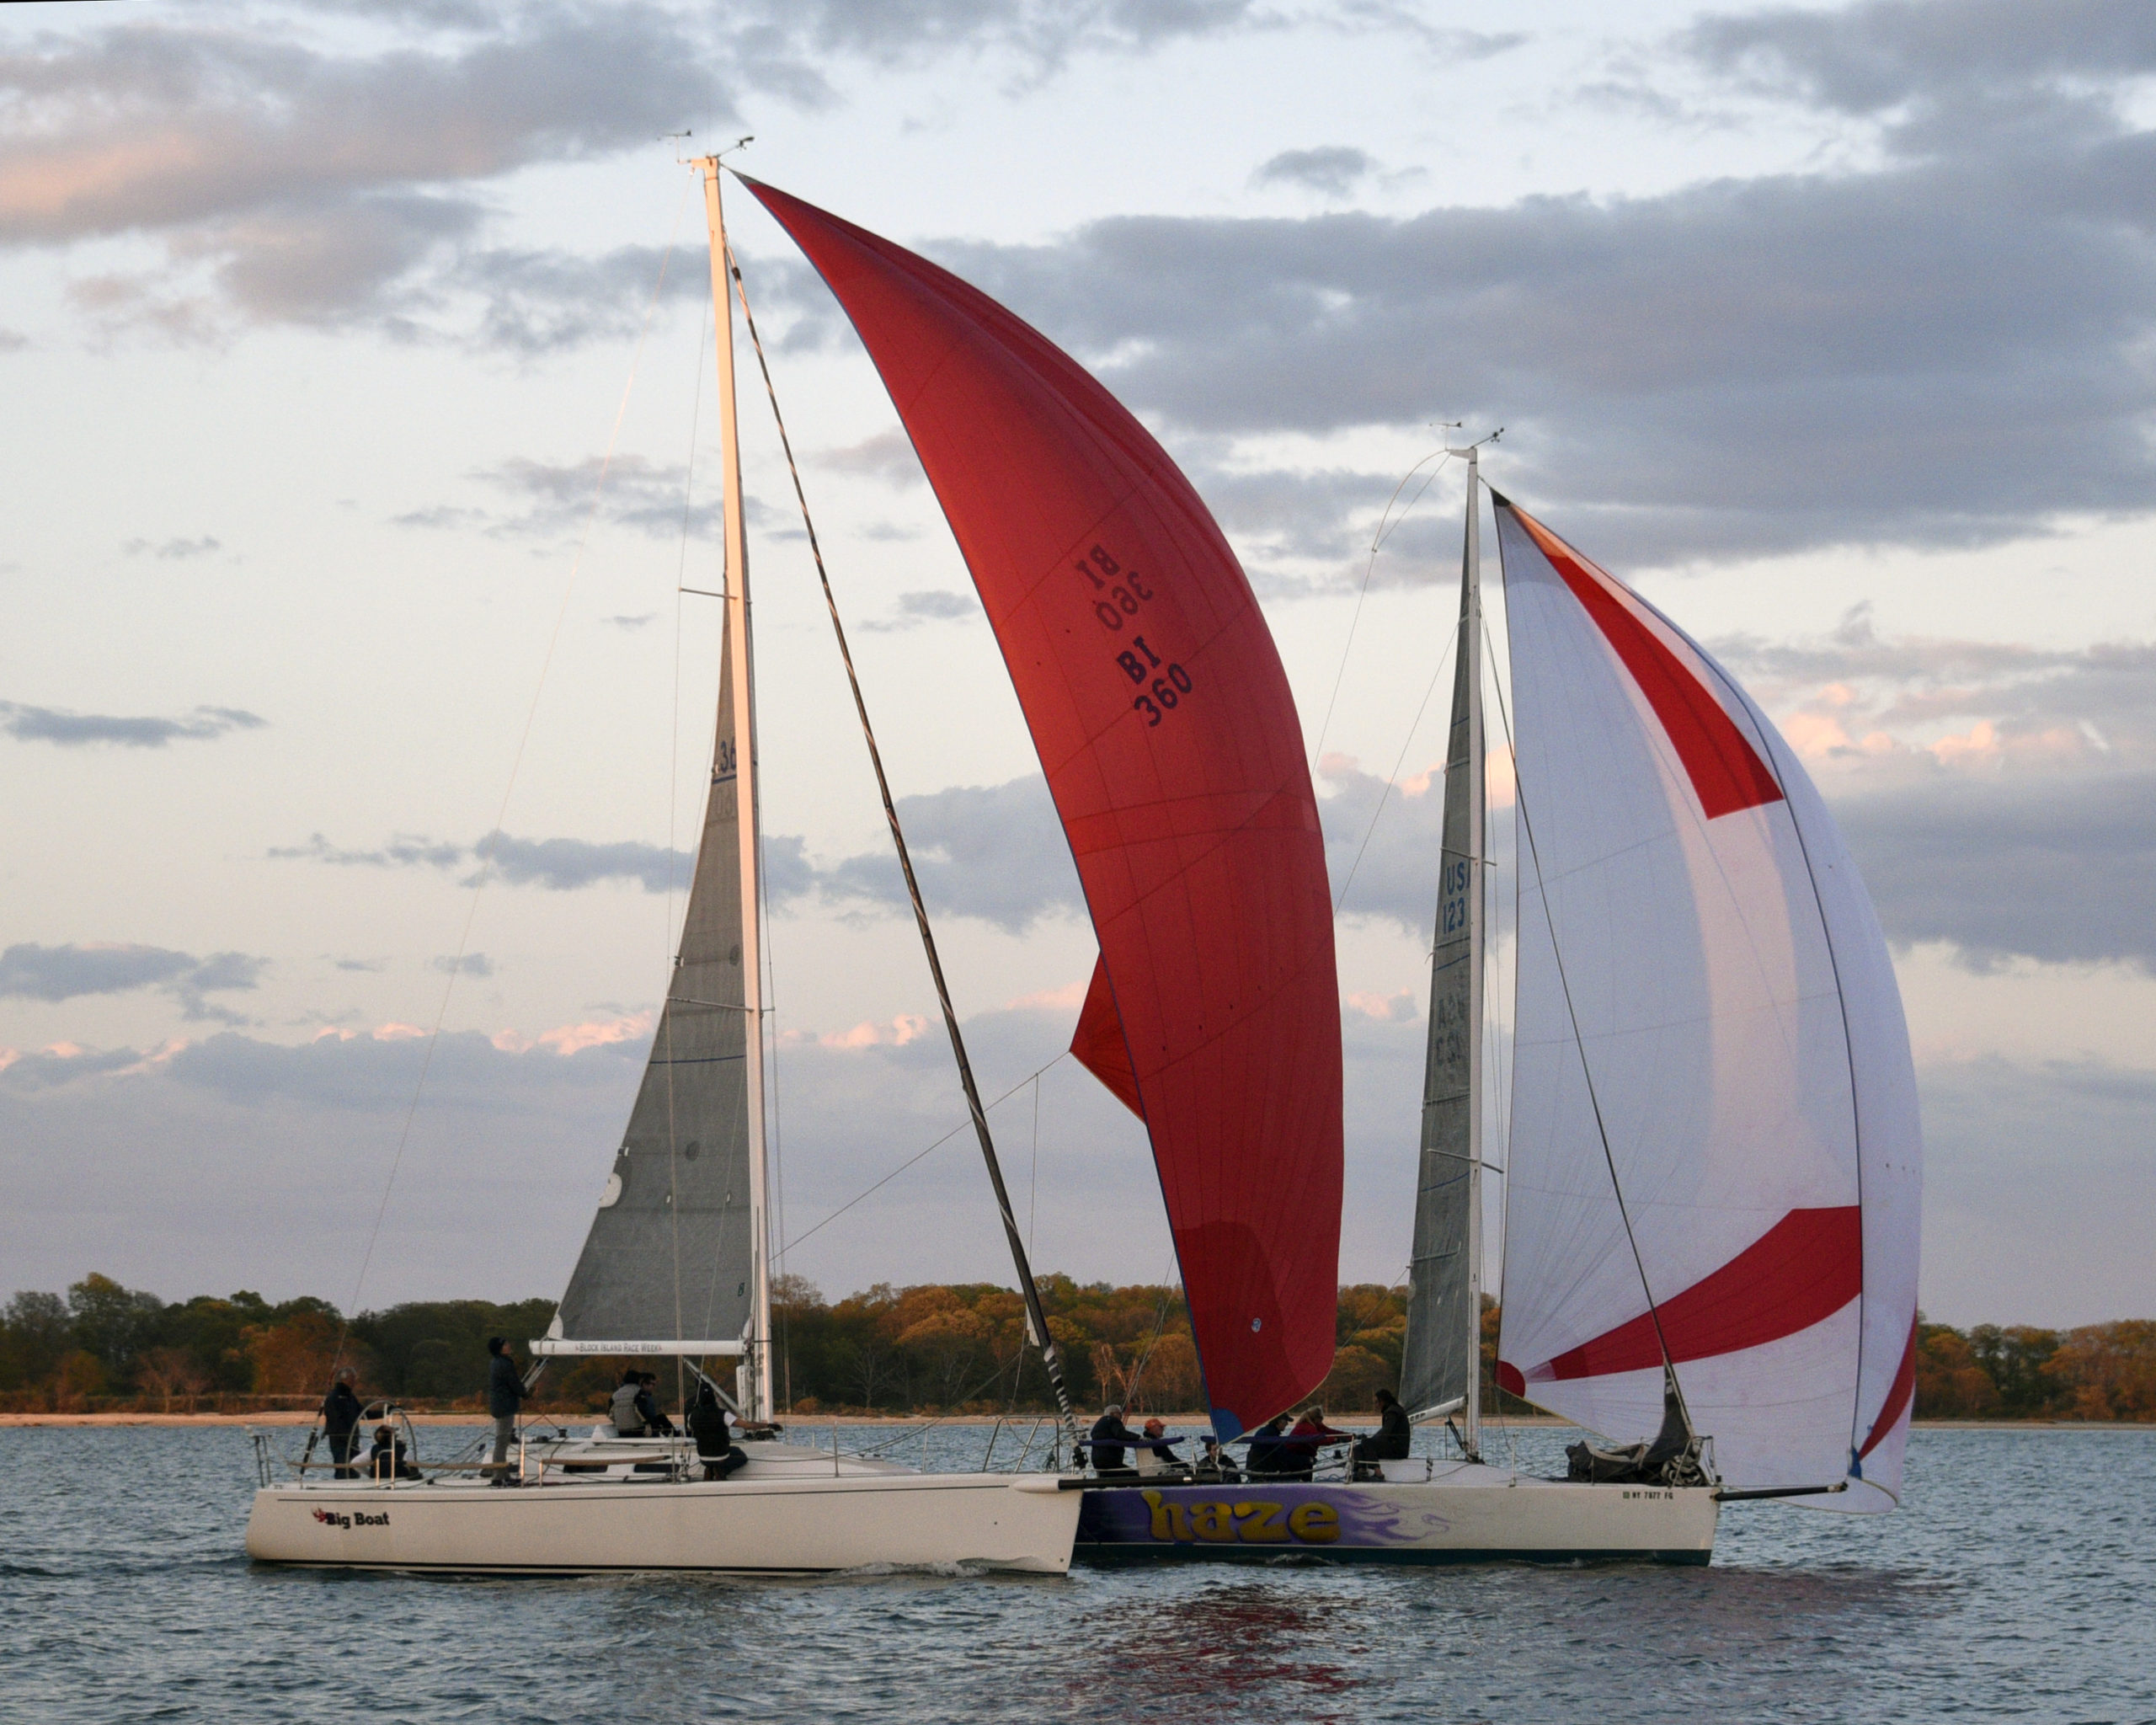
[552,641,760,1350]
[1400,454,1485,1430]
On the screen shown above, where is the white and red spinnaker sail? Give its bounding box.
[744,179,1342,1439]
[1492,497,1920,1504]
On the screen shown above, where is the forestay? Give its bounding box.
[551,641,760,1352]
[744,178,1342,1439]
[1492,496,1920,1503]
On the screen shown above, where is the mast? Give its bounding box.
[702,158,772,1423]
[1400,441,1486,1454]
[1460,445,1486,1451]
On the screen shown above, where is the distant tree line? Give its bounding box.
[4,1271,2148,1422]
[1916,1315,2156,1421]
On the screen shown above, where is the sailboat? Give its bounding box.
[1075,444,1922,1562]
[247,157,1364,1573]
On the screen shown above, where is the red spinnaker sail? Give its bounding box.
[744,178,1341,1437]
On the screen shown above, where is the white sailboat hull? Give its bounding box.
[1075,1466,1719,1565]
[247,1457,1080,1576]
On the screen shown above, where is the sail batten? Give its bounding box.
[1492,497,1920,1503]
[744,177,1342,1437]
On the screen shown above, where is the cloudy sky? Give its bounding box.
[4,0,2153,1330]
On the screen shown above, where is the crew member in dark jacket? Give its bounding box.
[486,1337,527,1486]
[1353,1387,1413,1466]
[321,1368,363,1479]
[634,1371,678,1437]
[1088,1404,1139,1475]
[1244,1415,1294,1478]
[369,1423,421,1480]
[689,1383,748,1482]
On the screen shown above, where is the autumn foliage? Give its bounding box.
[4,1271,2152,1422]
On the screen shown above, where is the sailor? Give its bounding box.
[1285,1405,1352,1479]
[485,1337,527,1487]
[1088,1403,1139,1475]
[1352,1387,1413,1466]
[1243,1414,1294,1478]
[634,1371,679,1437]
[320,1367,363,1479]
[610,1369,647,1436]
[689,1382,749,1482]
[1198,1436,1241,1483]
[1133,1417,1181,1477]
[368,1423,421,1481]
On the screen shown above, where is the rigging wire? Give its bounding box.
[778,1053,1071,1258]
[1330,618,1459,916]
[1309,443,1458,775]
[327,172,696,1381]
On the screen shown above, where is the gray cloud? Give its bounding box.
[813,430,926,488]
[454,241,707,355]
[818,777,1081,933]
[475,832,689,895]
[1,8,734,334]
[859,589,979,632]
[433,953,495,978]
[0,701,264,747]
[850,1,2152,569]
[1689,0,2156,116]
[763,0,1266,71]
[393,454,722,540]
[2,1,1284,344]
[0,942,267,1021]
[121,535,221,560]
[271,829,686,892]
[269,833,468,871]
[1253,145,1375,196]
[1837,769,2156,972]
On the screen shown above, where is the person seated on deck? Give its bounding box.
[1197,1437,1241,1483]
[367,1423,421,1481]
[1243,1415,1295,1479]
[634,1372,679,1438]
[688,1383,749,1482]
[1133,1417,1182,1477]
[1352,1387,1414,1472]
[1283,1406,1353,1480]
[1087,1404,1139,1477]
[610,1370,647,1437]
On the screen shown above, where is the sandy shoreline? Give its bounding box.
[3,1412,2147,1432]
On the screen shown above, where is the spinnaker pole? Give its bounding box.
[699,158,773,1423]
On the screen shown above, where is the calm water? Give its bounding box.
[0,1423,2148,1723]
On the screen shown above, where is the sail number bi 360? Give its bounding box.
[1074,542,1194,728]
